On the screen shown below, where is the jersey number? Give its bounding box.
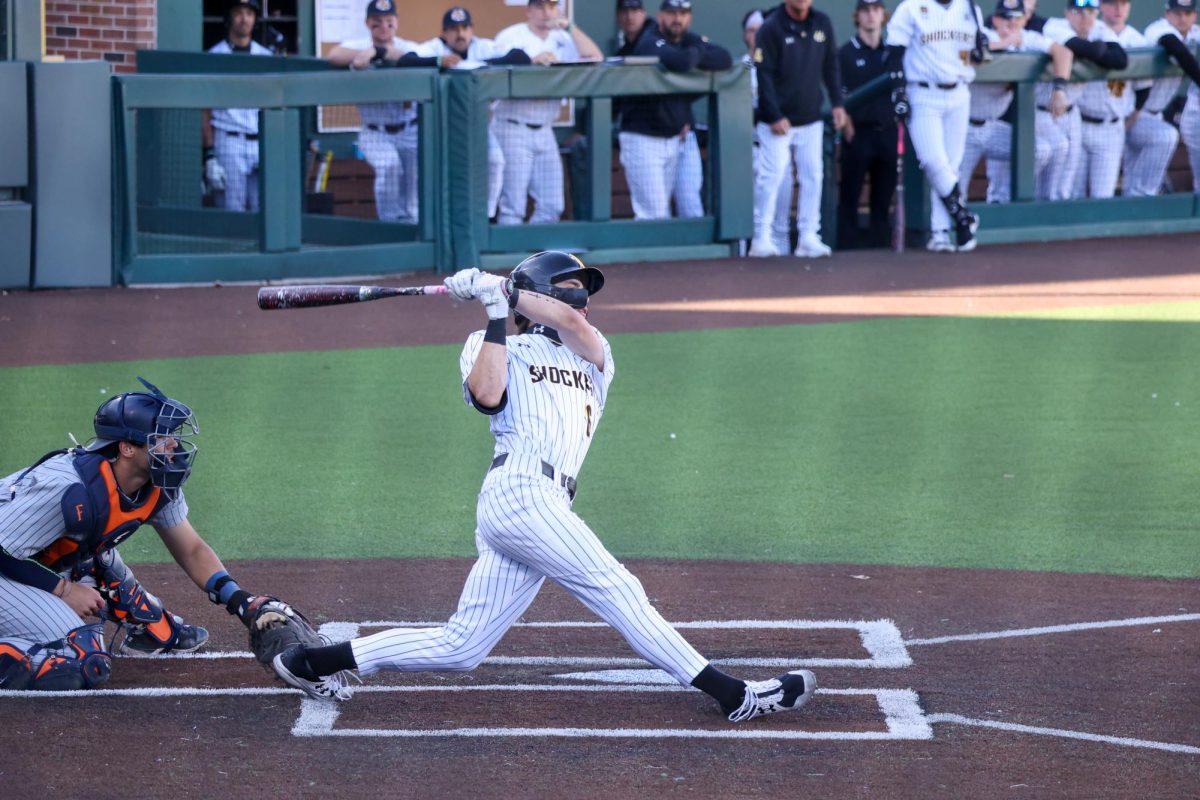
[585,404,593,438]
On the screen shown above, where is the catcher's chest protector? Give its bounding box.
[33,452,168,573]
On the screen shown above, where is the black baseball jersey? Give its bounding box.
[754,4,844,126]
[839,35,893,129]
[620,22,733,138]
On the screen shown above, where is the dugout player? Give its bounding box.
[273,253,819,724]
[619,0,732,220]
[1145,0,1200,195]
[202,0,274,213]
[750,0,847,258]
[1042,0,1128,199]
[326,1,436,224]
[492,0,603,226]
[887,0,988,252]
[0,380,283,691]
[837,0,897,249]
[413,7,534,219]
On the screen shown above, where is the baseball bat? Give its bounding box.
[892,119,906,254]
[257,284,447,310]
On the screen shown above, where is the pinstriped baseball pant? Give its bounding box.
[350,459,710,686]
[673,131,704,218]
[1183,101,1200,194]
[1123,111,1179,197]
[907,83,970,234]
[358,126,420,223]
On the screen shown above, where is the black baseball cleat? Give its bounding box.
[121,618,209,655]
[955,210,980,253]
[727,669,818,722]
[273,644,355,701]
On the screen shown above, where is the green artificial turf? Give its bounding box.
[2,316,1198,577]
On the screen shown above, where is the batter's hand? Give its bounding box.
[444,268,482,301]
[474,274,511,320]
[891,88,910,120]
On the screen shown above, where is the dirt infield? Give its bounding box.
[2,235,1199,797]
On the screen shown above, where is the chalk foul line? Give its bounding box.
[928,713,1200,755]
[905,613,1200,646]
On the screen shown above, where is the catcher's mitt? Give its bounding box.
[244,596,324,674]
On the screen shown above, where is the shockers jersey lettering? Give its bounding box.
[887,0,983,84]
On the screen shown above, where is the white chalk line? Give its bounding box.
[928,714,1200,755]
[906,613,1200,646]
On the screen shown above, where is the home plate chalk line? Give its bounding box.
[2,613,1196,753]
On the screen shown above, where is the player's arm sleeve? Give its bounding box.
[755,25,786,122]
[1159,33,1200,86]
[885,45,907,86]
[1065,38,1127,69]
[638,32,701,71]
[0,547,60,592]
[823,21,845,106]
[696,38,733,71]
[459,331,508,414]
[485,48,533,66]
[395,52,441,67]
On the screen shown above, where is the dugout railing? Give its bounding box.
[835,45,1200,248]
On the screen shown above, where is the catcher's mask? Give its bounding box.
[85,377,199,500]
[510,251,605,325]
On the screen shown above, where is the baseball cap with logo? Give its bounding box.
[661,0,693,10]
[617,0,645,9]
[366,0,396,16]
[1165,0,1195,9]
[442,6,473,28]
[993,0,1026,16]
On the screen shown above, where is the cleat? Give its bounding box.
[728,669,817,722]
[955,211,979,252]
[793,234,832,258]
[926,230,955,253]
[121,616,208,655]
[272,645,355,702]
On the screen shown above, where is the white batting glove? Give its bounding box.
[204,156,226,192]
[443,268,481,302]
[475,274,511,320]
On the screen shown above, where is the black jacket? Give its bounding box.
[755,4,844,126]
[620,22,733,138]
[839,35,892,129]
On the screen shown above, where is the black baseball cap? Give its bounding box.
[661,0,692,10]
[366,0,397,16]
[855,0,884,8]
[528,0,559,5]
[993,0,1026,16]
[1165,0,1195,8]
[443,6,473,27]
[617,0,645,9]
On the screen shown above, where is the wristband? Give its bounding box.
[226,589,254,618]
[483,317,507,345]
[1052,78,1067,92]
[374,45,388,62]
[54,579,67,598]
[204,570,243,606]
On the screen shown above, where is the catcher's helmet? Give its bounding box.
[85,377,199,499]
[510,251,605,310]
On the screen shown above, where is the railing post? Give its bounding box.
[258,106,301,253]
[586,97,612,223]
[1010,81,1037,202]
[710,68,754,241]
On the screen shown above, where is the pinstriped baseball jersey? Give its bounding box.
[971,28,1054,120]
[1107,24,1148,117]
[0,452,187,563]
[206,40,273,133]
[887,0,985,85]
[340,36,424,126]
[417,34,505,67]
[492,24,580,125]
[1143,18,1200,112]
[460,326,613,480]
[1043,18,1124,119]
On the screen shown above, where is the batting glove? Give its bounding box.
[475,274,511,320]
[203,149,227,193]
[890,88,910,121]
[444,267,481,302]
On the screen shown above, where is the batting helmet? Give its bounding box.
[85,377,199,499]
[510,251,605,310]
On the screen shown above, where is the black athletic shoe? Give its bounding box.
[273,645,355,701]
[122,617,208,655]
[955,210,979,253]
[727,669,818,722]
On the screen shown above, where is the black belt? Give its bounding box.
[917,81,959,90]
[1079,113,1120,125]
[969,118,988,127]
[224,130,259,140]
[489,453,576,499]
[507,118,545,130]
[366,122,410,133]
[1037,104,1074,113]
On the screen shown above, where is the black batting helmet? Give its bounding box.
[510,251,605,310]
[85,377,199,499]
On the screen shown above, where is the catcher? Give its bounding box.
[0,378,332,691]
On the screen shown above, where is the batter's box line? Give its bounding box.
[324,619,913,670]
[291,686,931,741]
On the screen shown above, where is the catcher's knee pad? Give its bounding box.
[25,625,111,691]
[0,642,36,691]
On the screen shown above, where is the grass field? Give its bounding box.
[2,316,1197,578]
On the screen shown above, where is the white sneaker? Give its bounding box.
[727,669,818,722]
[926,230,955,253]
[793,234,832,258]
[748,239,780,258]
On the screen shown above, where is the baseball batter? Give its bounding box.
[618,0,732,220]
[273,252,818,724]
[327,1,431,224]
[202,0,274,213]
[492,0,602,226]
[1140,0,1200,196]
[0,380,284,690]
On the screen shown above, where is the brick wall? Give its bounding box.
[44,0,156,74]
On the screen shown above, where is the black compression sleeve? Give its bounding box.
[485,48,533,66]
[0,548,60,593]
[1160,34,1200,87]
[886,45,906,86]
[395,52,440,68]
[1134,87,1150,111]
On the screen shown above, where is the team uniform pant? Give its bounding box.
[907,83,970,233]
[358,125,420,224]
[487,130,505,219]
[754,120,824,244]
[1122,111,1179,197]
[493,118,564,226]
[349,454,710,687]
[1071,117,1125,199]
[619,131,684,220]
[213,129,260,212]
[1183,100,1200,194]
[837,123,898,249]
[673,130,704,218]
[1037,108,1080,201]
[966,118,1056,204]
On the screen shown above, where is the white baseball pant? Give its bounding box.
[754,120,824,243]
[1071,117,1124,199]
[907,83,970,233]
[358,125,420,223]
[213,130,260,212]
[488,129,505,219]
[493,119,564,226]
[1038,108,1080,201]
[673,130,704,218]
[974,118,1056,203]
[1184,100,1200,194]
[1123,111,1180,197]
[618,131,683,220]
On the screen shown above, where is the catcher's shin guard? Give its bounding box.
[101,569,207,654]
[20,624,112,691]
[0,643,35,690]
